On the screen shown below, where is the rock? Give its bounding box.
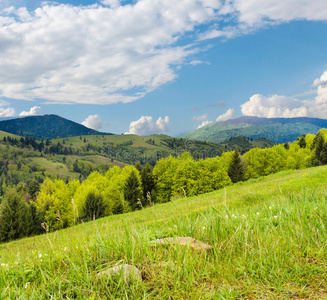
[150,237,213,252]
[97,264,142,282]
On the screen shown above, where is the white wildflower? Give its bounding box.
[39,253,42,259]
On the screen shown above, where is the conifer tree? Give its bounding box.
[81,191,106,221]
[315,134,324,164]
[298,134,306,148]
[141,163,156,206]
[228,149,245,183]
[320,142,327,165]
[0,189,32,242]
[124,171,142,211]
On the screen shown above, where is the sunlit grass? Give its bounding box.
[1,166,327,299]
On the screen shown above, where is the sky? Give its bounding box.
[0,0,327,136]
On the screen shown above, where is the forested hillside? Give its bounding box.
[0,128,326,243]
[182,116,327,143]
[0,115,112,140]
[0,130,274,195]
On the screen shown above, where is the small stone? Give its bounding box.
[97,264,142,282]
[150,237,213,252]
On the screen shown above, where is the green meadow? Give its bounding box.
[1,166,327,299]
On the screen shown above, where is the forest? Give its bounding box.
[0,129,327,242]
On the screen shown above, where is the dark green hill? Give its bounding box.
[0,114,112,140]
[181,116,327,143]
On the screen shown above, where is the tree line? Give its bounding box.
[1,129,327,242]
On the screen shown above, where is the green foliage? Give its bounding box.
[298,134,307,148]
[140,163,156,205]
[34,178,75,231]
[124,171,142,211]
[182,116,327,144]
[228,150,245,183]
[0,115,112,140]
[1,166,327,298]
[0,189,32,242]
[81,192,106,221]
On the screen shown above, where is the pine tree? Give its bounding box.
[0,189,32,242]
[141,163,156,206]
[228,149,245,183]
[81,192,106,221]
[298,134,306,148]
[320,142,327,165]
[124,171,142,211]
[315,134,324,163]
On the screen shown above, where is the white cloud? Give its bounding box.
[192,113,208,122]
[225,0,327,26]
[198,29,235,41]
[0,100,15,117]
[19,106,41,117]
[156,116,170,132]
[82,115,103,130]
[241,70,327,119]
[1,1,326,108]
[101,0,121,8]
[313,70,327,87]
[0,1,221,105]
[0,107,15,118]
[216,108,235,122]
[197,120,213,128]
[127,115,170,135]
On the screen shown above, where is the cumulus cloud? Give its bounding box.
[0,1,222,105]
[0,107,15,118]
[156,116,170,132]
[19,106,41,117]
[216,108,235,122]
[82,115,103,131]
[199,1,327,41]
[127,115,169,135]
[0,100,15,117]
[241,70,327,119]
[313,70,327,87]
[192,113,208,122]
[1,1,326,107]
[197,120,213,128]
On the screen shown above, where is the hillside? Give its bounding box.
[55,133,274,164]
[0,114,112,140]
[182,116,327,143]
[1,166,327,298]
[0,130,274,192]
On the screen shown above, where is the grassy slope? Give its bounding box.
[1,166,327,299]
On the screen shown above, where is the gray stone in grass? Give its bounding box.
[97,264,142,282]
[150,237,213,252]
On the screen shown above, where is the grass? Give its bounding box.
[1,166,327,299]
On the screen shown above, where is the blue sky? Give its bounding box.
[0,0,327,136]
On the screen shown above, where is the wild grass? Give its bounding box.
[1,166,327,299]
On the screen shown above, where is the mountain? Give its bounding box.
[181,116,327,143]
[0,114,113,140]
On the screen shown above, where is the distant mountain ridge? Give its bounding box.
[0,114,113,140]
[181,116,327,144]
